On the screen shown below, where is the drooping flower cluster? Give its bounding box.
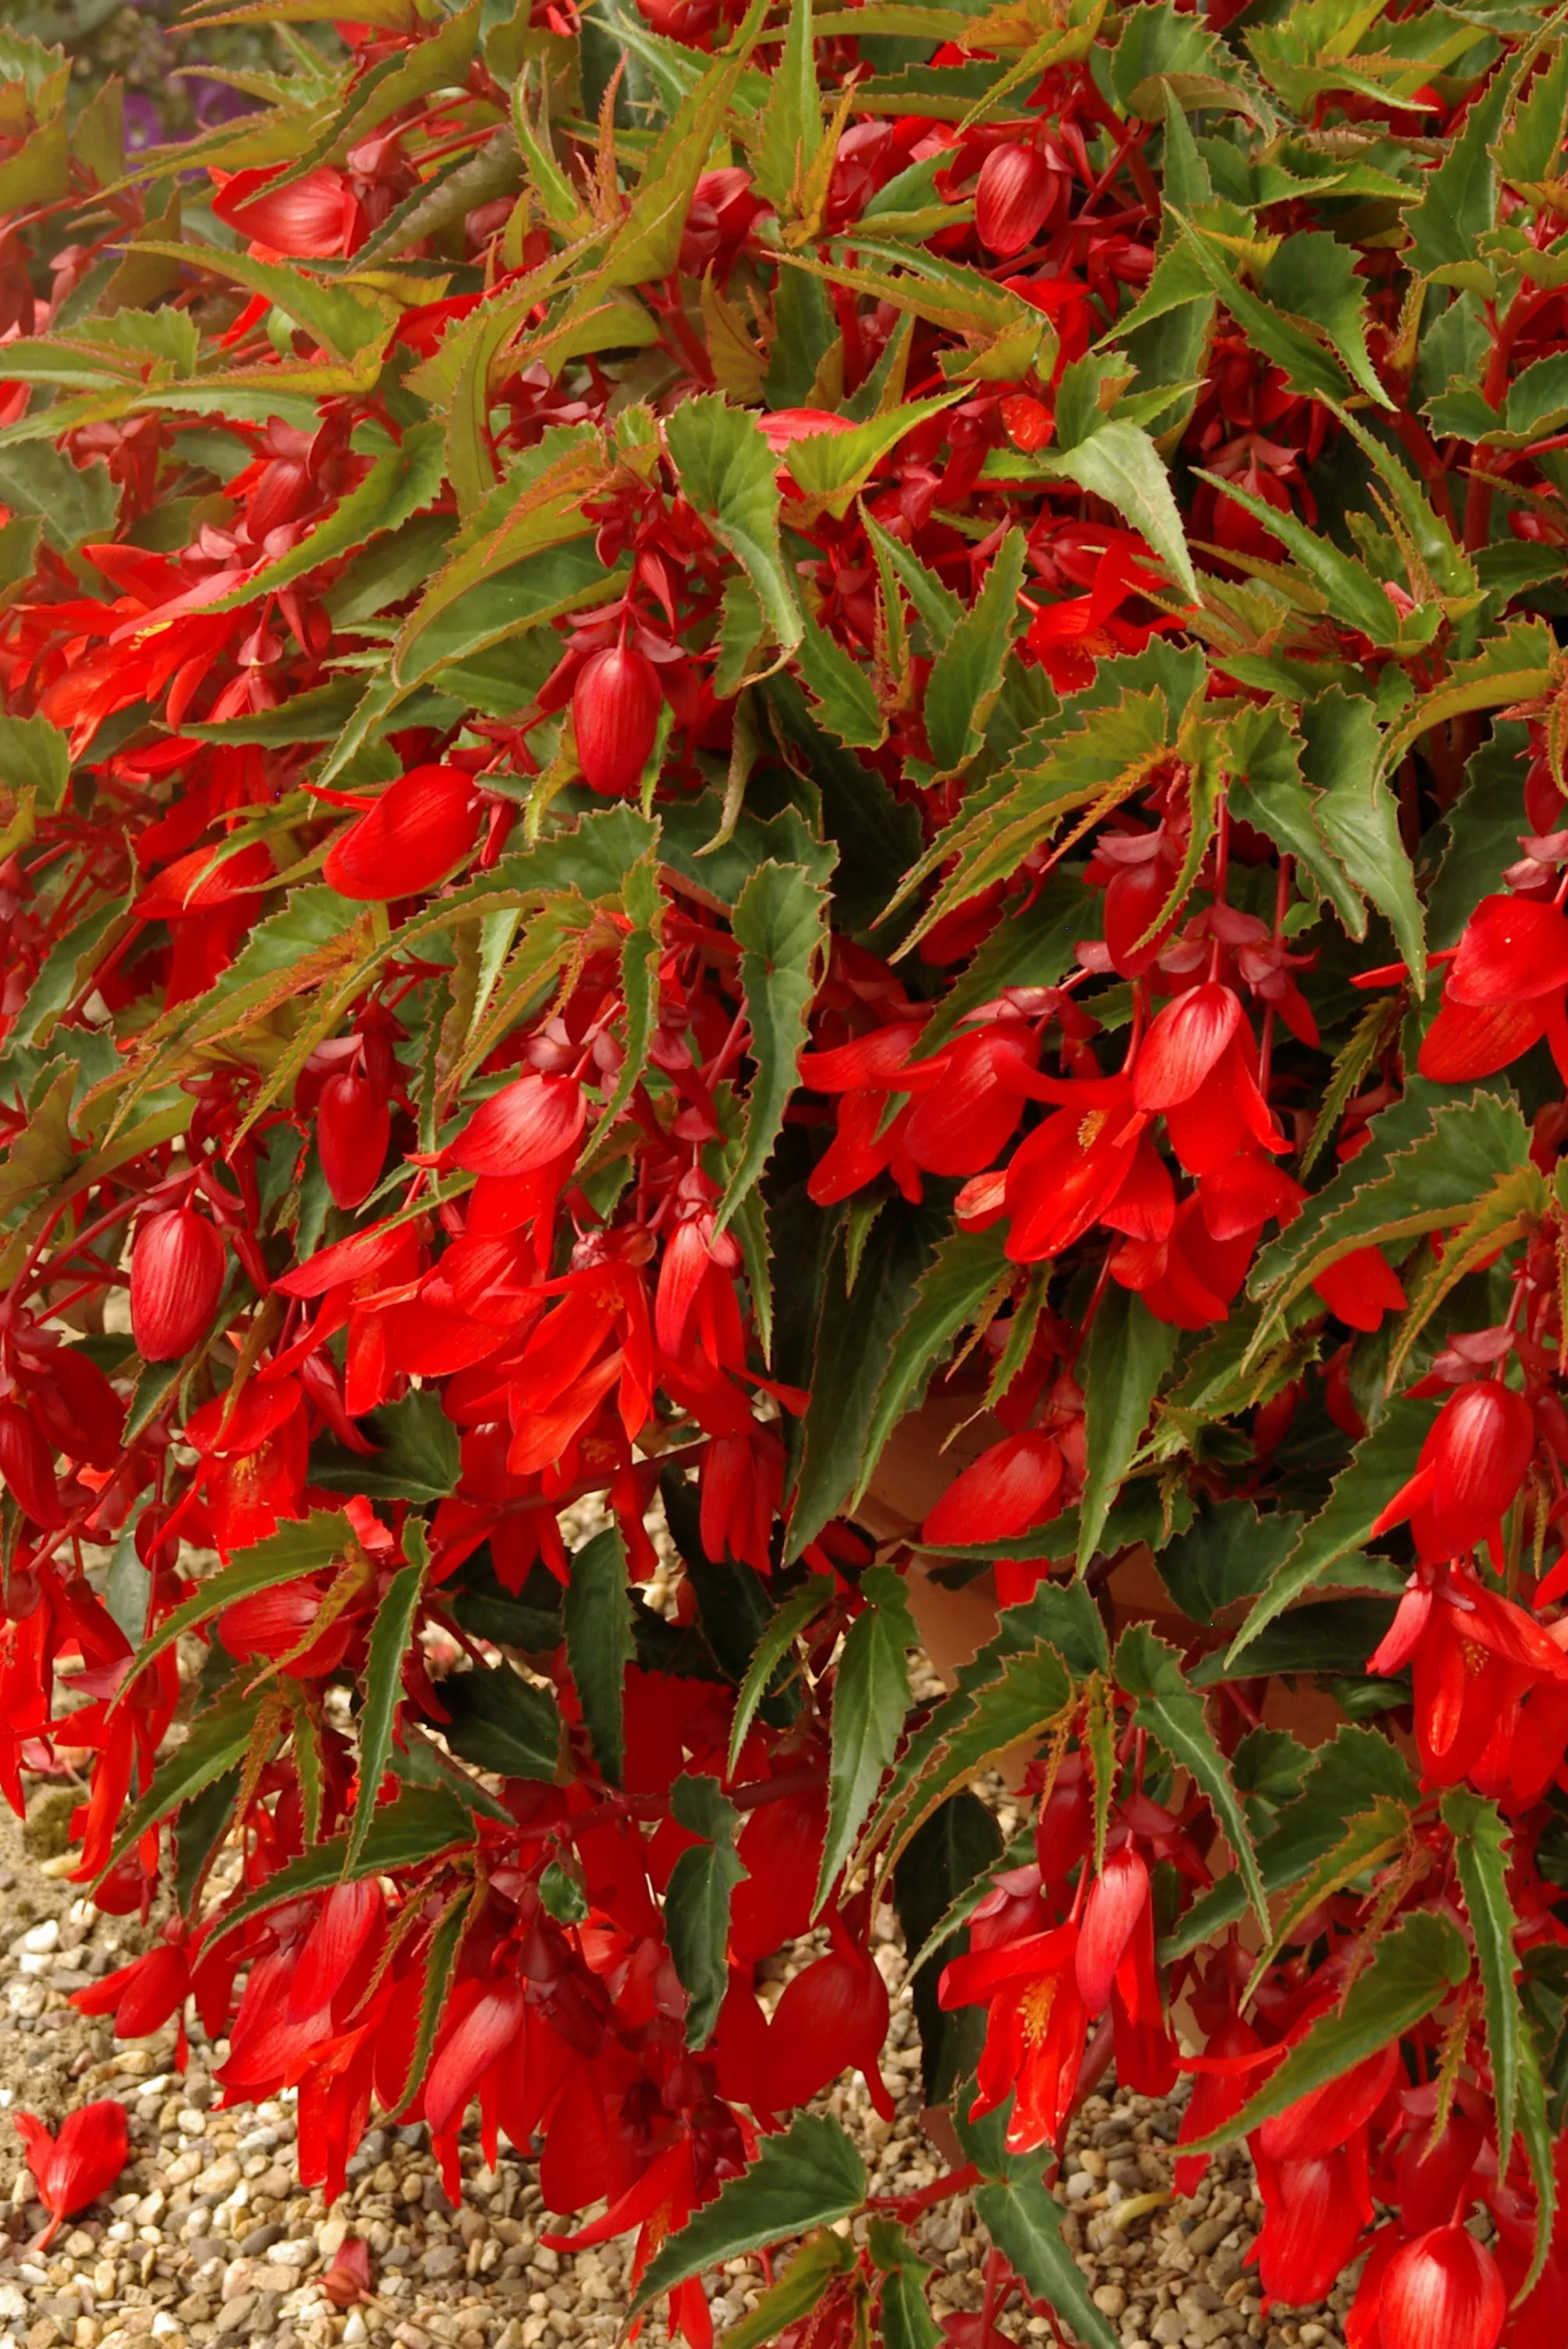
[2,0,1568,2337]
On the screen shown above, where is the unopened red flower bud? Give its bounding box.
[975,144,1057,257]
[0,1400,64,1527]
[324,765,482,902]
[317,1071,390,1210]
[130,1208,226,1362]
[1373,2223,1506,2349]
[572,646,661,797]
[1075,1846,1150,2012]
[1371,1378,1535,1563]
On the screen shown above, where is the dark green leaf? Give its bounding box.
[101,1686,266,1880]
[440,1663,561,1781]
[718,2233,855,2349]
[1303,690,1424,991]
[1042,422,1198,603]
[127,1510,353,1678]
[1078,1289,1178,1570]
[666,392,801,650]
[563,1526,635,1788]
[718,861,830,1232]
[633,2114,867,2313]
[923,527,1027,773]
[1442,1788,1520,2158]
[1115,1624,1266,1927]
[856,1226,1010,1511]
[1153,1499,1303,1626]
[868,2219,940,2349]
[666,1773,748,2048]
[789,1201,944,1556]
[1184,1912,1470,2151]
[312,1390,459,1502]
[893,1794,1003,2101]
[818,1565,918,1909]
[347,1559,427,1873]
[729,1585,832,1776]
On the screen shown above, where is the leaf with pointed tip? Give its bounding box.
[1115,1625,1266,1927]
[632,2115,867,2314]
[667,1773,748,2048]
[717,861,831,1234]
[1442,1788,1521,2160]
[818,1567,918,1909]
[563,1527,635,1789]
[1183,1912,1471,2151]
[1078,1289,1178,1571]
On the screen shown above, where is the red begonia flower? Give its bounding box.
[13,2103,130,2247]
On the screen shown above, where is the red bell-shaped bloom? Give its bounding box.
[1369,1563,1568,1784]
[325,766,482,901]
[1445,893,1568,1007]
[212,164,360,256]
[13,2101,130,2248]
[758,1940,893,2119]
[1254,2149,1366,2304]
[939,1921,1088,2153]
[318,1071,391,1210]
[1418,893,1568,1082]
[573,647,661,797]
[920,1431,1063,1549]
[1075,1845,1149,2013]
[1366,2224,1506,2349]
[1133,983,1243,1111]
[130,1208,226,1361]
[1370,1380,1534,1565]
[1313,1246,1408,1331]
[439,1071,586,1178]
[975,143,1057,255]
[73,1938,190,2041]
[0,1400,64,1527]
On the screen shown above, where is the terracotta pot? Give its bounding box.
[861,1394,1344,1748]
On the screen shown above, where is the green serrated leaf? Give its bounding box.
[717,861,830,1233]
[1078,1289,1178,1571]
[633,2114,867,2314]
[1115,1624,1266,1927]
[818,1566,918,1909]
[1184,1911,1471,2151]
[667,1772,748,2048]
[563,1526,635,1788]
[346,1556,428,1874]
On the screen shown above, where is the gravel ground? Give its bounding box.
[0,1791,1358,2349]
